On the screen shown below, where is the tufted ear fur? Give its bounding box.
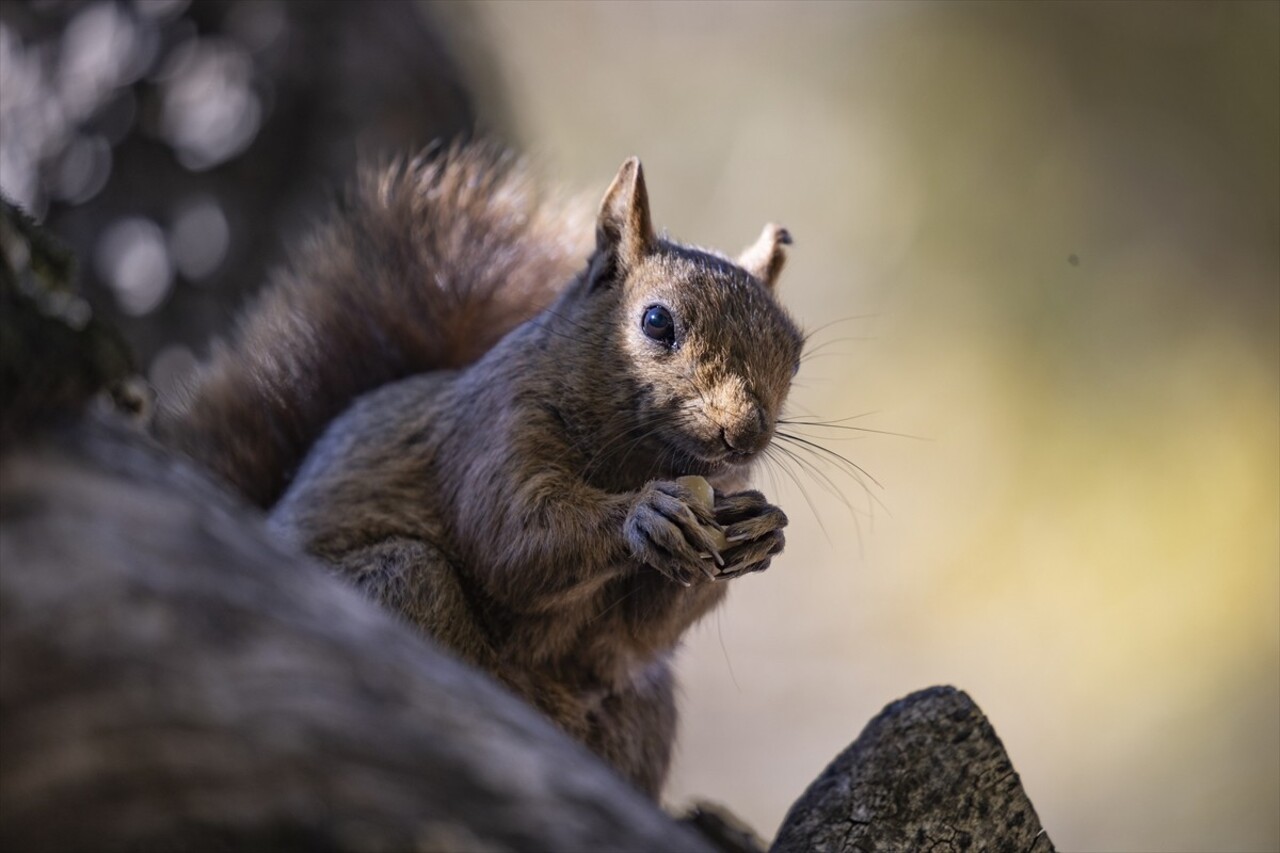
[596,157,655,270]
[738,223,792,290]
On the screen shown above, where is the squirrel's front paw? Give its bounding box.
[712,489,787,579]
[625,481,726,586]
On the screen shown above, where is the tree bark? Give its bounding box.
[0,416,713,853]
[772,686,1055,853]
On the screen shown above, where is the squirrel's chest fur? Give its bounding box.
[269,360,727,694]
[269,353,730,799]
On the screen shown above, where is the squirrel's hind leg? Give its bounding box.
[330,537,495,667]
[585,661,677,798]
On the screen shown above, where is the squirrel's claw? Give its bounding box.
[625,481,730,584]
[710,489,788,579]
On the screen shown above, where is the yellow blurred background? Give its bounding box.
[441,3,1279,850]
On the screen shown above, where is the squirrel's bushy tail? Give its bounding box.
[157,143,594,508]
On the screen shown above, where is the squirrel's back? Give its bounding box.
[157,143,594,507]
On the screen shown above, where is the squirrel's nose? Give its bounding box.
[720,407,771,456]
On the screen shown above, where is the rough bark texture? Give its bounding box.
[0,416,714,853]
[772,686,1055,853]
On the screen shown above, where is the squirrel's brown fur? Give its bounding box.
[162,145,802,796]
[158,144,593,507]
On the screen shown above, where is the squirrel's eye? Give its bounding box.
[641,305,676,346]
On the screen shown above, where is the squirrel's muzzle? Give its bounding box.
[719,405,772,459]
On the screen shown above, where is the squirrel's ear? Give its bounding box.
[597,157,655,269]
[738,223,792,290]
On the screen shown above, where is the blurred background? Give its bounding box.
[2,1,1276,850]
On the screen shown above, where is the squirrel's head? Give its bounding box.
[577,157,804,479]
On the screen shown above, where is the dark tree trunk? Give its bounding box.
[0,415,715,853]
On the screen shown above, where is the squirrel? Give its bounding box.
[158,143,804,797]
